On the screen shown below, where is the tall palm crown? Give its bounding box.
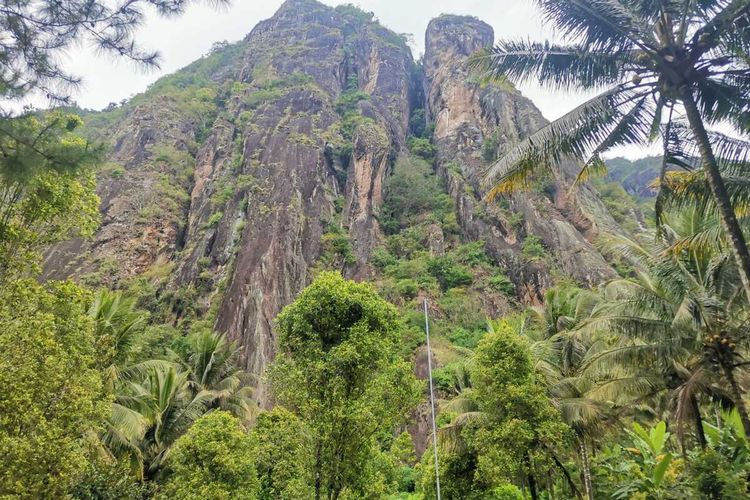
[583,209,750,437]
[473,0,750,302]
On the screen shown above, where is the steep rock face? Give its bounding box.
[43,97,200,284]
[44,0,413,404]
[423,15,618,301]
[42,3,628,410]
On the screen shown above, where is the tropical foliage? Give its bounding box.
[5,0,750,499]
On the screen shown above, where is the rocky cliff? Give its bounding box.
[423,15,619,303]
[43,0,626,405]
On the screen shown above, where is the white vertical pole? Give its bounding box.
[424,299,441,500]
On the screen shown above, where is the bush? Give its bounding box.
[487,273,515,296]
[427,255,473,291]
[521,234,546,260]
[396,466,416,493]
[454,241,491,266]
[488,484,524,500]
[159,412,258,500]
[690,449,748,499]
[438,289,486,332]
[409,108,427,138]
[372,248,398,269]
[381,155,452,233]
[251,408,315,499]
[407,137,436,162]
[482,131,500,163]
[73,460,151,500]
[207,211,224,227]
[319,225,356,268]
[448,327,484,349]
[396,279,419,299]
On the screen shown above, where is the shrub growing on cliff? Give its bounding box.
[407,136,436,162]
[427,255,474,291]
[268,272,422,499]
[381,155,452,233]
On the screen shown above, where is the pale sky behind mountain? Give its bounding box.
[43,0,655,158]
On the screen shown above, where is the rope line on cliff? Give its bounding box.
[424,298,441,500]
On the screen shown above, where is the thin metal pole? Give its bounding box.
[424,299,441,500]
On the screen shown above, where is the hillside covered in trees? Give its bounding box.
[3,0,750,498]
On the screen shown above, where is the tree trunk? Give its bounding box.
[548,448,583,499]
[681,86,750,305]
[314,443,322,500]
[526,454,539,500]
[690,394,707,450]
[720,358,750,437]
[578,435,595,500]
[527,472,539,500]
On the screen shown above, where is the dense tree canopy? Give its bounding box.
[0,112,100,280]
[158,411,258,500]
[0,279,105,497]
[269,271,422,499]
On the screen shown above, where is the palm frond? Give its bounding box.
[537,0,654,52]
[470,40,631,91]
[484,85,651,197]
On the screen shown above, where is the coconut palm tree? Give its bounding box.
[472,0,750,303]
[90,292,256,477]
[526,287,639,500]
[583,209,750,437]
[172,328,256,423]
[89,289,147,390]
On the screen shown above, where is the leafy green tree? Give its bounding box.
[380,154,452,233]
[391,431,417,467]
[390,432,418,493]
[474,0,750,303]
[268,272,422,500]
[159,411,258,500]
[419,441,484,499]
[0,112,100,280]
[73,459,152,500]
[471,320,569,500]
[427,255,474,291]
[0,279,105,498]
[251,407,315,500]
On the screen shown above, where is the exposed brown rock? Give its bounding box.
[423,15,618,301]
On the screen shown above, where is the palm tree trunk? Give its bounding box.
[577,435,595,500]
[720,358,750,437]
[690,394,707,450]
[680,86,750,304]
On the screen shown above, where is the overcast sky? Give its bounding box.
[53,0,650,158]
